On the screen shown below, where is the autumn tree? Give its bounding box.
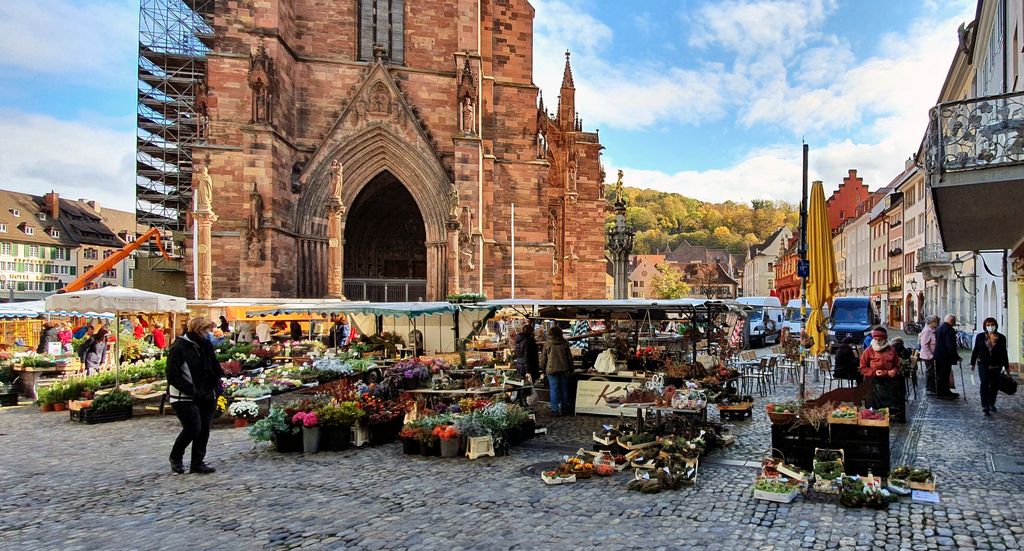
[690,263,724,299]
[650,263,691,299]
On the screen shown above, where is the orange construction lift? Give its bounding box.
[60,228,174,293]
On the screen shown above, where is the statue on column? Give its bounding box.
[329,160,344,202]
[567,160,578,193]
[448,183,460,220]
[195,166,214,214]
[461,97,475,134]
[248,44,275,124]
[246,183,266,266]
[457,57,477,135]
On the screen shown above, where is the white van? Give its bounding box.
[736,296,785,348]
[782,299,830,336]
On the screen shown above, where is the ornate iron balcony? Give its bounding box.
[926,91,1024,174]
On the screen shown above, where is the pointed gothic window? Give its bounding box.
[358,0,404,65]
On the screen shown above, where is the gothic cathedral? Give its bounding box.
[191,0,606,300]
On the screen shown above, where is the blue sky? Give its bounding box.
[0,0,975,211]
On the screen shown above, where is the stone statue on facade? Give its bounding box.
[568,161,578,193]
[613,169,624,203]
[248,183,263,233]
[195,166,214,213]
[247,236,264,264]
[329,160,344,202]
[248,44,275,125]
[461,97,475,134]
[448,183,460,220]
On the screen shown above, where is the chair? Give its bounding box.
[740,357,770,397]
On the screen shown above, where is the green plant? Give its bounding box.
[0,361,15,384]
[315,401,365,427]
[453,412,488,437]
[446,292,486,302]
[249,407,298,442]
[91,390,132,414]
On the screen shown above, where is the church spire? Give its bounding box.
[561,50,575,89]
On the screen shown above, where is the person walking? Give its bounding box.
[971,317,1009,416]
[540,325,573,416]
[919,315,939,394]
[514,323,540,383]
[152,323,167,350]
[859,327,906,422]
[79,327,108,376]
[933,314,960,399]
[166,316,224,474]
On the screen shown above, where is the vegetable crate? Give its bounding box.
[829,425,890,477]
[770,425,828,471]
[753,484,800,503]
[717,402,753,420]
[541,472,576,485]
[70,407,133,425]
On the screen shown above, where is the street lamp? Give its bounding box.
[910,279,917,292]
[950,254,976,296]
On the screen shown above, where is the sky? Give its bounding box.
[0,0,976,212]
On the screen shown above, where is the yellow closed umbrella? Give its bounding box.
[806,180,838,356]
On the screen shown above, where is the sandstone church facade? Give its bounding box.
[190,0,606,300]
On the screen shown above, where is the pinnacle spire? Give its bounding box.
[561,50,575,89]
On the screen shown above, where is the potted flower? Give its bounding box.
[315,401,364,452]
[436,425,461,458]
[292,411,321,453]
[227,400,260,428]
[249,407,302,452]
[398,425,423,455]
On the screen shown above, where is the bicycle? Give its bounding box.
[903,320,922,335]
[955,329,973,351]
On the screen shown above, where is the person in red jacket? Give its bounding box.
[152,323,167,350]
[859,326,906,422]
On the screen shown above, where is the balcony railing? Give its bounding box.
[926,91,1024,175]
[344,278,426,303]
[916,243,951,266]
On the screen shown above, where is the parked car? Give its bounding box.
[737,296,785,348]
[827,296,879,349]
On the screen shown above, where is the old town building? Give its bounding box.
[741,226,792,298]
[189,0,605,301]
[826,169,871,235]
[774,237,800,303]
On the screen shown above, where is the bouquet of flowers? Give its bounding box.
[291,411,320,428]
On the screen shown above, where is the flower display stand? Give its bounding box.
[466,435,495,460]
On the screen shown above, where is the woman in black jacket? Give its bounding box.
[166,316,225,474]
[971,317,1009,416]
[514,323,539,382]
[832,335,862,384]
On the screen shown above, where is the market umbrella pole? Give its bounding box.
[805,179,839,399]
[799,143,809,399]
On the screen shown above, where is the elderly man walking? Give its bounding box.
[933,314,961,400]
[919,315,940,395]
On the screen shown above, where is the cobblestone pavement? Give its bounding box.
[1,357,1022,551]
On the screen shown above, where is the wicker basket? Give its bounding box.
[767,411,798,425]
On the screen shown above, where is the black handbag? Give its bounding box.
[998,372,1018,395]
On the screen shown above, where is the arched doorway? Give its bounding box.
[343,171,427,301]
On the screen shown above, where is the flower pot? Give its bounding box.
[321,425,352,452]
[233,417,249,428]
[273,430,303,453]
[40,403,54,412]
[521,420,536,440]
[368,422,398,446]
[302,426,321,453]
[507,426,523,446]
[420,439,440,456]
[53,402,67,412]
[440,438,460,458]
[401,438,421,455]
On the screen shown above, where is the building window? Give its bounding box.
[23,226,33,235]
[38,213,47,221]
[50,229,60,238]
[10,209,19,217]
[0,224,6,233]
[104,268,117,279]
[358,0,405,64]
[28,245,38,258]
[0,243,8,256]
[103,250,113,259]
[84,248,98,260]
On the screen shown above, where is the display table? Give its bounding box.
[771,423,890,476]
[406,386,526,408]
[13,362,81,399]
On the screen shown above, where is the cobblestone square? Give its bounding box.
[2,367,1023,551]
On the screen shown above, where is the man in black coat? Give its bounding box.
[933,314,960,400]
[166,316,225,474]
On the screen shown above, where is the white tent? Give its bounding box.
[45,286,188,314]
[46,286,189,384]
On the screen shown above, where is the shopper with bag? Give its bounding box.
[541,325,573,416]
[933,314,960,400]
[970,317,1009,417]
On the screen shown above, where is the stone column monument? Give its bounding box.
[194,166,218,300]
[606,170,634,300]
[326,161,347,299]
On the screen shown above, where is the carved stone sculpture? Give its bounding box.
[248,44,275,124]
[248,183,263,233]
[329,160,344,202]
[448,183,460,220]
[461,97,475,134]
[195,166,214,214]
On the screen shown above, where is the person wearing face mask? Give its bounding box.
[166,316,225,474]
[859,326,906,422]
[970,317,1009,417]
[918,315,940,395]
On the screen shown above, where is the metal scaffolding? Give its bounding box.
[136,0,213,233]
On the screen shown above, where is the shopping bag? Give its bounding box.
[998,372,1018,395]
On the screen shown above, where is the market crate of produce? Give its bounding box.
[70,407,133,425]
[888,466,935,491]
[753,477,801,503]
[858,408,889,427]
[541,471,576,485]
[828,405,859,425]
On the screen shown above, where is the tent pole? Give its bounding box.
[115,312,121,387]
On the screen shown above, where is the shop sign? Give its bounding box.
[574,379,644,416]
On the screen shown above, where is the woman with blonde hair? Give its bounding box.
[165,316,224,474]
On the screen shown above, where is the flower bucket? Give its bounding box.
[507,426,523,446]
[233,418,249,428]
[53,402,67,412]
[321,425,352,452]
[401,438,421,455]
[421,439,439,456]
[273,430,303,453]
[302,426,321,454]
[369,422,398,446]
[40,403,54,412]
[440,438,460,458]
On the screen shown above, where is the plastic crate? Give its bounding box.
[70,407,133,425]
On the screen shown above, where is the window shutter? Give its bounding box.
[50,247,56,260]
[70,266,77,276]
[44,264,51,274]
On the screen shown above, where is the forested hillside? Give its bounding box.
[606,186,799,254]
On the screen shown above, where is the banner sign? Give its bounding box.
[574,379,645,416]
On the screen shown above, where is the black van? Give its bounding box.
[827,296,879,348]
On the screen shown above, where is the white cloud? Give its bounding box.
[687,0,838,58]
[0,1,138,87]
[533,0,728,130]
[0,111,136,211]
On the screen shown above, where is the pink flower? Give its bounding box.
[302,412,319,427]
[292,412,306,425]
